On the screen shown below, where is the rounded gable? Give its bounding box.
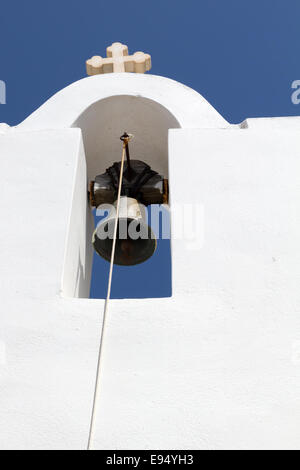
[18,73,229,131]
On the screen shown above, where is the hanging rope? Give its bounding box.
[87,134,131,450]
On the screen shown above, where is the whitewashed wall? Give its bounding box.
[0,129,102,449]
[86,127,300,450]
[0,74,300,449]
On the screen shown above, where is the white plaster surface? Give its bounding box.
[0,123,11,133]
[85,128,300,450]
[18,73,229,131]
[0,73,300,450]
[240,116,300,129]
[0,129,103,449]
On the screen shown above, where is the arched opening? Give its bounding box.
[73,95,180,180]
[71,95,180,299]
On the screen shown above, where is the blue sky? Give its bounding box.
[1,0,299,297]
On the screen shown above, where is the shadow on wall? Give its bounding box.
[72,95,180,180]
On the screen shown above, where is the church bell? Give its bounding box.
[89,133,168,266]
[92,196,157,266]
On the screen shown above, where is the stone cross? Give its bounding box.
[86,42,152,75]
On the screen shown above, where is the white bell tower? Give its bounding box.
[1,43,300,450]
